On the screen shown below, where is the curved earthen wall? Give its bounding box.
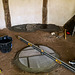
[0,0,6,29]
[0,0,75,29]
[47,0,75,26]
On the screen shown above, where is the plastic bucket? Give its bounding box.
[0,36,12,53]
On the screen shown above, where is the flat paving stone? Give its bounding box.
[17,45,59,72]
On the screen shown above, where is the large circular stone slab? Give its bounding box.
[13,45,59,73]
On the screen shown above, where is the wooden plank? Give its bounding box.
[2,0,11,28]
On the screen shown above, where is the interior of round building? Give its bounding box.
[0,0,75,75]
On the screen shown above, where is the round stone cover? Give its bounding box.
[13,45,59,73]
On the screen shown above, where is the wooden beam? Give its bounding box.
[2,0,11,28]
[42,0,48,24]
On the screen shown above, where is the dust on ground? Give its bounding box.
[0,28,75,75]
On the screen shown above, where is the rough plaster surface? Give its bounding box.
[9,0,43,26]
[0,0,75,29]
[47,0,75,26]
[0,0,6,29]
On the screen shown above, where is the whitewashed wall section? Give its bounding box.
[9,0,43,26]
[0,0,6,29]
[47,0,75,26]
[0,0,75,29]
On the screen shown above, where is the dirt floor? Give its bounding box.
[0,28,75,75]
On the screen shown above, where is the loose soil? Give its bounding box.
[0,28,75,75]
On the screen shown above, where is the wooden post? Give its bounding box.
[42,0,48,28]
[65,29,66,40]
[2,0,11,28]
[42,0,48,24]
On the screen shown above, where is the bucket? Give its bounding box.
[0,36,12,53]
